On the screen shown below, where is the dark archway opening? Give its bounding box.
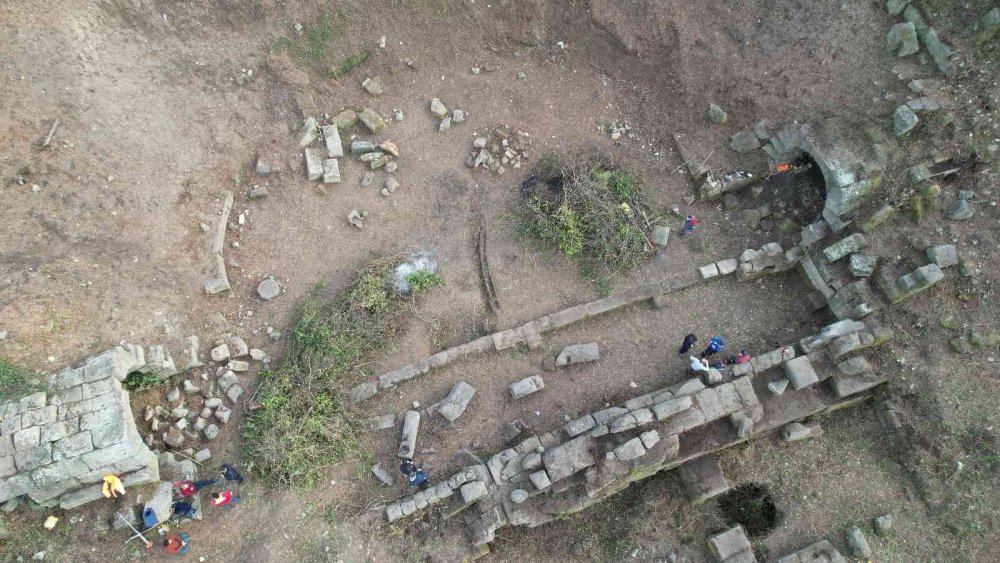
[763,153,827,225]
[716,483,783,537]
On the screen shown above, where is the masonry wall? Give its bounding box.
[0,347,158,509]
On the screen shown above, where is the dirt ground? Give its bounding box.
[2,0,998,561]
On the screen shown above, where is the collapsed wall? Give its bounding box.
[0,347,158,509]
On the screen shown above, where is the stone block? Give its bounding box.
[14,443,52,472]
[542,435,596,482]
[358,107,386,133]
[698,263,720,279]
[348,381,378,404]
[591,407,629,425]
[52,432,94,461]
[460,481,487,504]
[304,148,324,180]
[321,125,343,157]
[609,414,637,433]
[555,343,600,366]
[887,22,919,57]
[781,421,823,442]
[927,244,958,268]
[652,396,692,421]
[49,368,84,391]
[708,526,753,561]
[529,469,551,490]
[822,233,867,262]
[509,375,545,399]
[398,411,420,459]
[371,464,394,486]
[846,527,872,558]
[144,481,174,525]
[679,456,729,504]
[639,430,660,449]
[703,368,723,386]
[694,388,725,422]
[226,385,243,404]
[716,258,738,275]
[13,426,40,451]
[437,382,476,422]
[668,378,706,397]
[564,415,596,437]
[83,348,140,382]
[783,356,819,390]
[767,379,789,396]
[611,438,646,461]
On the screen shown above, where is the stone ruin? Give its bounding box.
[0,347,158,510]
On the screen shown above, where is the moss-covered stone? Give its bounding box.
[907,195,925,223]
[938,313,960,330]
[860,204,896,232]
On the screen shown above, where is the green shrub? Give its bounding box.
[520,156,654,291]
[123,372,161,392]
[244,257,442,486]
[404,270,445,295]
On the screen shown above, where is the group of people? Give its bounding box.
[159,463,246,555]
[678,334,751,374]
[399,458,429,488]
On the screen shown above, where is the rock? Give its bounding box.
[438,117,452,132]
[226,385,244,403]
[348,209,364,228]
[393,109,404,121]
[254,159,273,175]
[703,369,723,386]
[707,526,752,561]
[385,177,399,193]
[331,109,358,130]
[194,417,207,431]
[730,131,761,153]
[359,151,385,163]
[204,424,220,440]
[385,161,398,173]
[297,117,319,147]
[822,233,867,262]
[460,481,487,503]
[360,171,375,188]
[362,76,385,96]
[452,109,465,123]
[170,404,189,420]
[358,107,386,133]
[509,375,545,399]
[182,380,200,394]
[860,204,895,232]
[164,427,185,448]
[429,98,448,119]
[473,137,488,149]
[892,104,919,136]
[611,438,646,461]
[556,343,600,366]
[927,244,958,268]
[947,198,974,221]
[321,125,343,158]
[194,449,211,463]
[351,140,377,155]
[33,552,45,561]
[174,418,188,431]
[437,381,477,422]
[699,263,719,279]
[215,405,233,424]
[250,349,266,361]
[783,356,819,390]
[886,0,911,16]
[304,148,325,180]
[398,410,420,459]
[767,379,789,396]
[708,103,728,124]
[873,514,894,536]
[781,421,823,442]
[371,464,394,486]
[651,225,670,247]
[920,28,952,75]
[518,71,526,79]
[211,344,230,362]
[848,254,877,277]
[846,527,872,558]
[166,387,181,402]
[887,22,919,57]
[510,489,529,504]
[257,277,280,300]
[205,396,223,408]
[379,141,399,157]
[958,190,974,201]
[322,159,341,184]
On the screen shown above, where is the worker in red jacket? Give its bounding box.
[211,490,241,507]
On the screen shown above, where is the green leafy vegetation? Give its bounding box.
[123,371,162,392]
[404,270,445,295]
[244,257,443,486]
[0,358,41,401]
[271,10,344,62]
[520,156,657,292]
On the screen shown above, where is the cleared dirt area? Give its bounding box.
[2,0,999,561]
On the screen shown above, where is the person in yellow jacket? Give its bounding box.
[102,474,126,498]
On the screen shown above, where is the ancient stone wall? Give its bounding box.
[0,347,158,510]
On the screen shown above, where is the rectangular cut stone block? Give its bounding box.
[398,410,420,459]
[556,343,600,366]
[437,381,476,422]
[783,356,819,390]
[304,148,324,180]
[542,435,596,482]
[322,159,341,183]
[822,233,868,263]
[716,258,738,275]
[693,388,725,422]
[321,125,344,157]
[699,263,720,279]
[548,304,590,329]
[348,381,378,403]
[592,407,629,425]
[652,396,692,421]
[492,327,526,351]
[509,375,545,399]
[708,526,754,561]
[680,456,730,504]
[564,415,596,437]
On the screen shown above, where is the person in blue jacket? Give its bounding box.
[700,336,726,358]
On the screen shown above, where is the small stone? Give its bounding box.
[331,109,358,130]
[297,117,319,147]
[255,159,273,174]
[393,109,404,121]
[385,161,398,173]
[730,131,761,153]
[874,514,894,536]
[887,22,919,57]
[385,177,399,193]
[250,349,266,361]
[348,209,364,228]
[163,427,185,448]
[768,379,789,396]
[947,199,974,221]
[215,405,232,424]
[226,385,244,403]
[892,104,919,136]
[194,449,211,463]
[322,158,341,184]
[510,489,529,504]
[430,97,448,119]
[379,141,400,157]
[351,140,377,155]
[438,117,452,132]
[517,71,526,79]
[247,185,268,200]
[174,418,188,431]
[361,171,375,187]
[182,380,200,394]
[708,103,727,124]
[203,424,220,441]
[473,137,488,149]
[257,278,280,300]
[452,109,465,123]
[166,387,181,402]
[846,527,872,559]
[358,107,387,133]
[848,254,878,277]
[362,76,386,96]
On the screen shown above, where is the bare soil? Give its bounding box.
[2,0,998,561]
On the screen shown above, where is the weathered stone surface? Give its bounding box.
[437,382,476,422]
[927,244,958,268]
[781,421,823,442]
[822,233,867,262]
[322,158,341,184]
[362,76,385,96]
[430,98,448,119]
[893,104,919,136]
[358,108,386,133]
[510,488,529,503]
[920,27,952,75]
[783,356,819,390]
[460,481,487,504]
[639,430,660,449]
[874,513,894,536]
[651,225,670,247]
[699,263,719,279]
[708,103,728,124]
[947,198,973,221]
[730,131,761,153]
[776,540,847,563]
[767,379,789,396]
[708,526,753,561]
[542,435,596,482]
[848,254,878,277]
[331,109,358,130]
[321,125,343,158]
[716,258,739,276]
[886,0,912,16]
[203,424,219,441]
[846,527,872,558]
[371,464,394,486]
[887,22,919,56]
[565,415,597,437]
[611,438,646,461]
[348,381,377,404]
[509,375,545,400]
[304,148,325,180]
[555,343,600,366]
[679,456,729,504]
[398,410,420,459]
[144,481,173,525]
[297,117,319,147]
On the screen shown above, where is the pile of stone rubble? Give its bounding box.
[465,125,531,175]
